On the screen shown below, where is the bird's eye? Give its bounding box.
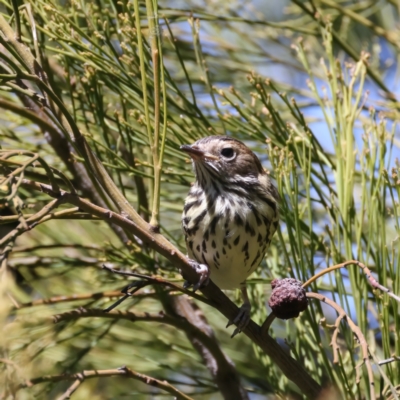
[220,147,235,159]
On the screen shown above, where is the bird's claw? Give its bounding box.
[227,302,251,338]
[183,280,192,289]
[183,259,210,293]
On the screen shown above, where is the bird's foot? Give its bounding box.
[226,302,251,338]
[182,259,210,292]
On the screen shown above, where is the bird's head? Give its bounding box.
[180,136,265,187]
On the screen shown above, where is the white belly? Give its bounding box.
[183,193,278,289]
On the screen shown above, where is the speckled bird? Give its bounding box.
[181,136,280,336]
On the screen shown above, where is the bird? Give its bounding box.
[180,135,280,336]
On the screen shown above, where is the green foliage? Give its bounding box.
[0,0,399,399]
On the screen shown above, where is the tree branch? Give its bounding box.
[166,296,250,399]
[23,179,322,398]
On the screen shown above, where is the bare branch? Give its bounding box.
[20,366,194,400]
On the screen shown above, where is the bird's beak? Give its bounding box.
[180,144,218,161]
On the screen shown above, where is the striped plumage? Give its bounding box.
[181,136,279,335]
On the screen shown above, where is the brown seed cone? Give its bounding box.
[268,278,308,319]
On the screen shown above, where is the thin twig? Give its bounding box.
[302,260,400,303]
[0,212,98,224]
[307,292,375,400]
[14,290,137,309]
[21,366,194,400]
[102,264,213,305]
[0,198,67,252]
[57,377,82,400]
[378,356,400,366]
[0,150,60,195]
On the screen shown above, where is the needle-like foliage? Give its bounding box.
[0,1,399,399]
